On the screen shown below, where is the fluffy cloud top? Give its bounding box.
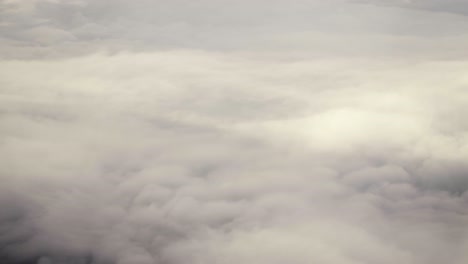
[1,1,468,264]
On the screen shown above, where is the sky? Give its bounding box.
[1,0,468,264]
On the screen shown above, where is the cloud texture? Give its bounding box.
[1,1,468,264]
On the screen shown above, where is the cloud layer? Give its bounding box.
[1,1,468,264]
[2,0,468,59]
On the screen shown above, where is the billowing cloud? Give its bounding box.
[1,1,468,264]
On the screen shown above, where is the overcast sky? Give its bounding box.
[1,1,468,264]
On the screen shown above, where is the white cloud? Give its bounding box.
[1,1,468,263]
[1,51,468,263]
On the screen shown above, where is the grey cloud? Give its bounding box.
[357,0,468,16]
[2,0,468,59]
